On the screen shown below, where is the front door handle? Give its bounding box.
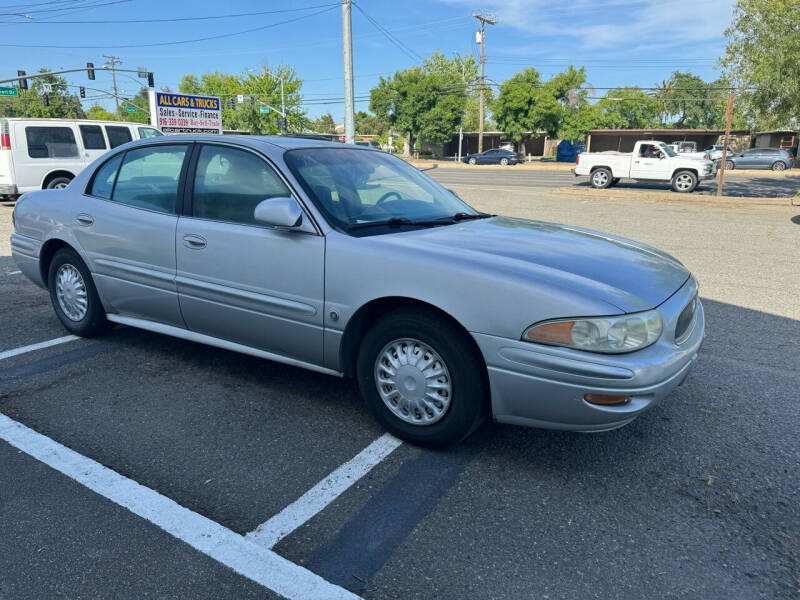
[182,234,207,249]
[75,213,94,226]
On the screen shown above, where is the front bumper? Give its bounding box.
[472,277,704,432]
[0,183,18,196]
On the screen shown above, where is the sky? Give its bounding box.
[0,0,738,122]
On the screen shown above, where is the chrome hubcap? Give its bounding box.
[374,338,452,426]
[773,162,785,171]
[676,174,693,190]
[593,171,608,186]
[55,264,88,321]
[54,182,68,189]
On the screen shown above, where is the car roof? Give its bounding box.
[114,134,369,152]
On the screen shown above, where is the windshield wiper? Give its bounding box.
[348,217,444,231]
[430,211,494,223]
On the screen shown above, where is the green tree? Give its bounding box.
[179,65,305,134]
[663,71,726,128]
[494,66,587,141]
[594,87,661,129]
[86,105,116,120]
[311,113,337,134]
[370,53,470,156]
[354,111,388,135]
[722,0,800,128]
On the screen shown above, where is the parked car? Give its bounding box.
[574,140,716,193]
[461,148,522,165]
[716,147,793,171]
[355,140,381,150]
[666,141,697,154]
[0,117,163,199]
[11,135,704,446]
[702,145,733,162]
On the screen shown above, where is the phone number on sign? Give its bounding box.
[158,117,220,128]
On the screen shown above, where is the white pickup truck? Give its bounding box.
[574,140,716,193]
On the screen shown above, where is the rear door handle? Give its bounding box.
[75,213,94,226]
[182,234,207,249]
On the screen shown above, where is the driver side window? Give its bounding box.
[192,145,290,226]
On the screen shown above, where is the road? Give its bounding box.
[426,165,800,198]
[1,187,798,599]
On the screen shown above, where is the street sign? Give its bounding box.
[0,87,18,97]
[125,106,137,113]
[259,106,269,114]
[41,83,52,93]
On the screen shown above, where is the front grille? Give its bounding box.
[675,295,697,344]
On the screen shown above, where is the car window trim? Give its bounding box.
[84,142,193,215]
[182,141,321,236]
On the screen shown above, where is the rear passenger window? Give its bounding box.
[138,127,163,139]
[89,153,123,199]
[79,125,106,150]
[25,127,78,159]
[191,145,291,226]
[105,126,133,148]
[112,145,187,214]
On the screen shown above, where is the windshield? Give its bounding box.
[284,148,479,234]
[659,143,677,157]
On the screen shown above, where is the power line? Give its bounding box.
[0,4,337,48]
[0,3,339,24]
[352,2,422,62]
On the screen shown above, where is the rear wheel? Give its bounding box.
[47,248,109,337]
[590,168,612,189]
[46,176,72,190]
[771,161,786,171]
[499,157,509,166]
[357,309,488,447]
[725,160,734,170]
[671,170,698,193]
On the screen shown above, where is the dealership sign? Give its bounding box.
[148,91,222,134]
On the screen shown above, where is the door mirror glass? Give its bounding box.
[253,197,303,228]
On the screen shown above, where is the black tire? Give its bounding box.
[45,176,72,190]
[590,168,612,189]
[468,157,477,165]
[725,160,734,170]
[771,161,786,171]
[47,247,110,337]
[357,308,489,447]
[671,170,698,193]
[499,157,509,166]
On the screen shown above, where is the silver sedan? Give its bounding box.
[10,135,704,446]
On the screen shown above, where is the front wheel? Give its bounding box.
[671,170,698,193]
[590,168,612,189]
[47,248,110,337]
[468,157,477,165]
[771,161,786,171]
[357,309,488,447]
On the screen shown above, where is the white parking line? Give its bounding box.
[0,335,79,361]
[0,414,358,600]
[247,433,403,549]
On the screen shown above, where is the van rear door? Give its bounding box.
[0,119,16,196]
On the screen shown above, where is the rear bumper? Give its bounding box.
[10,232,45,288]
[473,277,704,432]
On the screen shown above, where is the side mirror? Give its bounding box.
[658,153,666,159]
[253,197,303,228]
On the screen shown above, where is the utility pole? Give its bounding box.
[474,12,496,154]
[341,0,355,144]
[716,92,735,198]
[104,55,121,115]
[280,76,287,134]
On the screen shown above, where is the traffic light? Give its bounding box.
[87,62,95,80]
[227,97,235,109]
[250,96,256,107]
[17,70,27,91]
[147,72,154,88]
[79,86,85,98]
[43,93,49,107]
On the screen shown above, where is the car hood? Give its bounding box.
[385,216,690,313]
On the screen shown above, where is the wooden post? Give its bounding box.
[717,92,735,197]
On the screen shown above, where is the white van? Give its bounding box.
[0,118,163,198]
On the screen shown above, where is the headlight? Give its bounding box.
[522,310,662,354]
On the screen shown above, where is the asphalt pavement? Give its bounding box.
[426,165,800,198]
[1,186,798,599]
